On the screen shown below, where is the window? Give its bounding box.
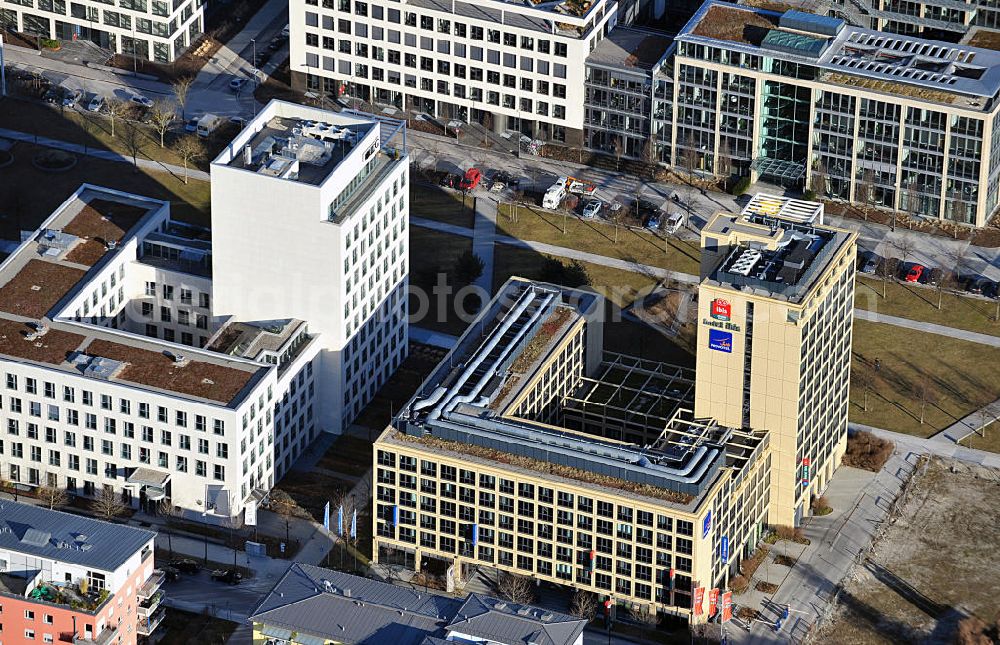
[162,285,174,300]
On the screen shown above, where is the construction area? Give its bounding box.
[812,457,1000,644]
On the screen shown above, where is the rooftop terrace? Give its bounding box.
[701,208,854,303]
[586,27,674,72]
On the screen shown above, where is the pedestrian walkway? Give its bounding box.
[929,397,1000,443]
[850,422,1000,467]
[192,0,287,89]
[852,308,1000,347]
[0,126,210,181]
[472,196,498,296]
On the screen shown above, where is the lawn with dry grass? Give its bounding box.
[691,5,779,45]
[849,320,1000,436]
[813,457,1000,644]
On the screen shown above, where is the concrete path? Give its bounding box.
[192,0,287,94]
[850,422,1000,467]
[928,397,1000,443]
[472,196,498,296]
[0,126,210,181]
[852,308,1000,347]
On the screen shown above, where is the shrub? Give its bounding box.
[843,430,894,472]
[812,495,833,515]
[803,189,817,201]
[40,38,60,49]
[756,581,779,594]
[739,545,769,578]
[731,176,751,196]
[954,616,991,645]
[729,574,749,594]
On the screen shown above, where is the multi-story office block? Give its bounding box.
[584,27,673,160]
[665,1,1000,226]
[0,0,204,62]
[695,196,856,526]
[374,279,772,620]
[210,100,410,434]
[0,501,164,644]
[0,184,296,522]
[287,0,620,146]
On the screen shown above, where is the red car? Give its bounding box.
[905,264,924,282]
[459,168,482,191]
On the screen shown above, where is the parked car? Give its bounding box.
[920,266,940,286]
[211,569,242,585]
[459,167,482,191]
[87,95,104,112]
[130,94,153,109]
[281,23,290,37]
[439,173,459,189]
[229,77,248,92]
[984,281,999,299]
[645,213,662,231]
[229,116,247,127]
[860,253,879,275]
[493,170,520,188]
[966,277,987,295]
[170,559,200,575]
[904,264,924,283]
[582,199,603,219]
[42,88,59,104]
[160,566,180,582]
[185,117,200,133]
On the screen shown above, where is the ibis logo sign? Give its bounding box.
[710,298,731,321]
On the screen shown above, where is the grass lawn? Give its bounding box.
[0,98,233,170]
[352,345,445,434]
[273,470,355,523]
[496,203,700,275]
[0,142,211,234]
[855,276,1000,337]
[315,434,374,477]
[409,225,477,336]
[492,245,696,365]
[410,183,475,228]
[849,319,1000,437]
[155,609,236,645]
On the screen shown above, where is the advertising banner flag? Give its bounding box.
[708,588,719,617]
[721,592,734,622]
[693,587,705,615]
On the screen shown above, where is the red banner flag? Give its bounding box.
[721,591,733,622]
[708,588,719,617]
[692,587,705,615]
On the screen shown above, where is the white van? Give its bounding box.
[196,114,223,138]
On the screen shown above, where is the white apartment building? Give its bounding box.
[0,183,323,524]
[210,100,410,435]
[0,0,204,63]
[287,0,624,146]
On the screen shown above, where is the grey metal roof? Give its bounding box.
[446,593,586,645]
[0,501,155,572]
[249,563,462,645]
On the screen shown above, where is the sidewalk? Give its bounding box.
[472,196,498,297]
[928,396,1000,443]
[853,308,1000,347]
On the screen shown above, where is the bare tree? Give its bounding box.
[853,367,877,412]
[612,136,625,172]
[269,489,297,548]
[92,486,126,519]
[678,145,700,210]
[104,97,129,138]
[172,135,205,185]
[809,158,827,198]
[119,120,145,172]
[716,139,733,186]
[570,590,598,620]
[148,99,177,148]
[172,76,194,119]
[894,237,915,270]
[875,256,896,299]
[157,499,179,556]
[495,572,535,604]
[37,484,68,510]
[856,169,875,221]
[914,381,937,425]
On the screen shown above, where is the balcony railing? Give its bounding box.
[137,570,165,600]
[72,626,118,645]
[137,591,164,618]
[137,607,166,636]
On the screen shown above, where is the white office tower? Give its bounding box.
[211,100,410,435]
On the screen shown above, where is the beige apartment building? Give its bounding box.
[695,196,857,526]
